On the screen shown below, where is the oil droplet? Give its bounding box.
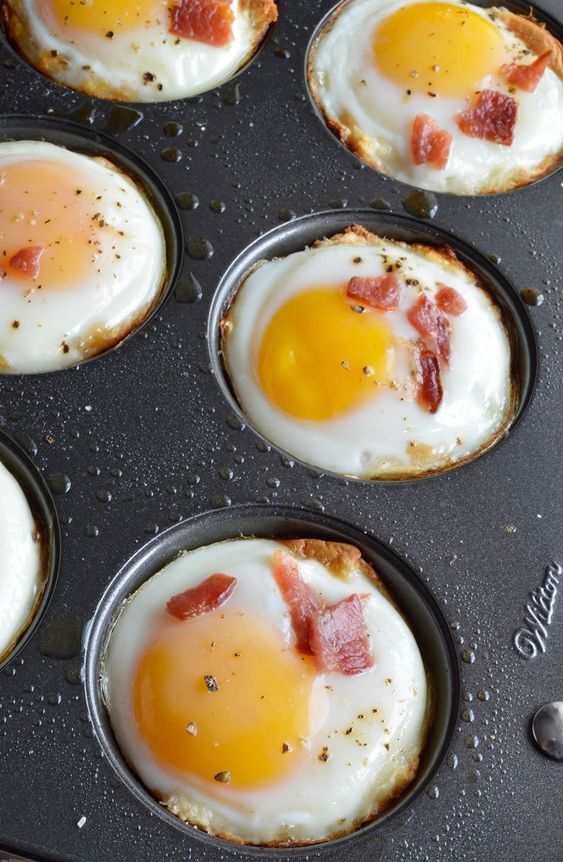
[279,208,296,222]
[219,467,234,480]
[466,735,479,749]
[447,753,458,769]
[70,102,98,125]
[186,236,213,260]
[163,121,183,137]
[477,689,490,702]
[88,465,101,476]
[223,83,240,105]
[176,192,199,210]
[371,198,392,210]
[96,489,112,503]
[427,785,440,799]
[461,649,476,664]
[39,615,83,659]
[175,272,203,303]
[329,198,348,209]
[84,524,99,537]
[210,200,226,214]
[226,413,245,431]
[186,473,200,486]
[161,147,183,163]
[103,106,143,134]
[274,47,290,58]
[210,494,232,508]
[461,708,475,722]
[48,692,62,705]
[47,473,71,495]
[13,432,37,456]
[520,288,544,306]
[402,190,438,219]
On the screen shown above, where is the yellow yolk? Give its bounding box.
[133,610,317,789]
[0,159,109,290]
[373,2,504,98]
[257,287,394,421]
[42,0,167,34]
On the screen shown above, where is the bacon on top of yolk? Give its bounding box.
[373,2,505,99]
[133,609,321,789]
[1,158,116,290]
[257,287,395,422]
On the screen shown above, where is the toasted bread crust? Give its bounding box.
[1,0,277,102]
[279,537,391,593]
[495,7,563,79]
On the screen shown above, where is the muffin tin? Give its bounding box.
[0,0,562,860]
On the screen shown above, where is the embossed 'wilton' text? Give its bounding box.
[513,561,561,659]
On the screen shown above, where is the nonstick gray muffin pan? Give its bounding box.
[0,1,561,860]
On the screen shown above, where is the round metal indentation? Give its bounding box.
[84,504,460,853]
[532,701,563,761]
[0,114,183,374]
[304,0,563,196]
[0,428,60,671]
[208,209,537,483]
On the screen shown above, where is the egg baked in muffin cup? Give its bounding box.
[0,139,168,373]
[1,0,278,101]
[221,224,518,480]
[102,537,430,846]
[307,0,563,194]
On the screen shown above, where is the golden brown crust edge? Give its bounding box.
[278,537,395,605]
[1,0,278,102]
[495,6,563,79]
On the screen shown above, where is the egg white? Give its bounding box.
[5,0,271,101]
[103,537,428,844]
[0,141,166,374]
[308,0,563,194]
[222,230,514,478]
[0,460,43,659]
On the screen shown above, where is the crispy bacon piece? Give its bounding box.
[166,573,237,620]
[436,284,467,316]
[9,245,44,279]
[346,273,400,311]
[501,51,551,93]
[169,0,234,46]
[415,346,443,414]
[270,550,322,653]
[410,114,452,170]
[309,595,372,675]
[456,89,517,146]
[407,294,451,363]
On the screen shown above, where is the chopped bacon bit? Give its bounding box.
[309,595,372,676]
[407,294,451,363]
[415,346,443,413]
[436,284,467,316]
[169,0,234,46]
[346,273,400,311]
[456,89,517,146]
[9,245,44,279]
[410,114,452,170]
[270,550,322,653]
[501,51,551,93]
[166,573,237,620]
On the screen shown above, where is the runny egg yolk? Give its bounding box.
[1,158,111,290]
[373,2,504,99]
[42,0,168,34]
[257,287,394,421]
[133,610,319,789]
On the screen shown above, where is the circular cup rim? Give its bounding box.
[83,502,461,855]
[0,112,184,376]
[207,207,538,486]
[0,427,61,671]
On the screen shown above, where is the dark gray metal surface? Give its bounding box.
[0,1,562,861]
